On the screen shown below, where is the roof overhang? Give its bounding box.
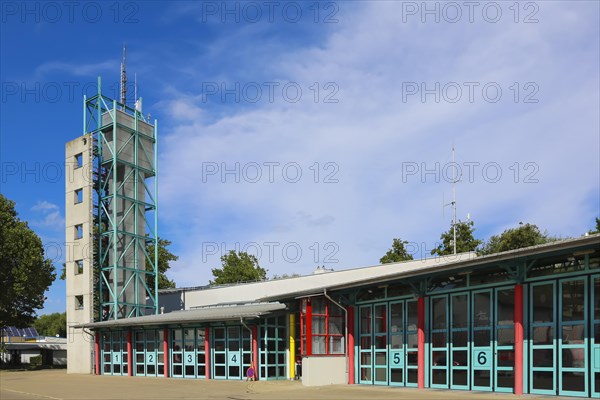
[259,234,600,299]
[74,302,286,330]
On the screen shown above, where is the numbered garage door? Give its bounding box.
[212,326,251,380]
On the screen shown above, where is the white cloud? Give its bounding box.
[155,2,599,287]
[31,201,64,230]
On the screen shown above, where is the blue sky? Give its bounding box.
[1,1,598,316]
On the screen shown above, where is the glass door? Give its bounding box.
[494,287,515,393]
[359,305,373,384]
[450,293,469,390]
[389,301,404,386]
[529,282,556,395]
[212,327,227,379]
[471,289,492,391]
[373,304,388,385]
[405,300,419,387]
[592,275,600,397]
[558,278,587,396]
[430,295,449,388]
[183,328,196,378]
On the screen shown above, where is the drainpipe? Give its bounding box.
[240,317,252,344]
[323,289,348,380]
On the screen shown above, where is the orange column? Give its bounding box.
[163,328,169,378]
[252,326,259,380]
[514,284,524,395]
[95,333,100,375]
[348,306,355,384]
[417,297,425,389]
[205,327,210,379]
[127,331,132,377]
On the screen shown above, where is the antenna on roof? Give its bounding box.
[443,144,461,255]
[120,44,127,107]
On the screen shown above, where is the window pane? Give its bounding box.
[532,284,554,323]
[312,316,326,334]
[473,329,490,347]
[562,280,585,321]
[497,289,514,326]
[312,336,326,354]
[432,297,447,329]
[375,305,386,333]
[407,301,418,330]
[390,303,403,333]
[452,295,468,328]
[329,336,343,354]
[328,316,343,335]
[361,307,371,333]
[497,327,514,345]
[473,292,491,327]
[312,298,326,314]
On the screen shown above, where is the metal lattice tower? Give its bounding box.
[84,77,158,320]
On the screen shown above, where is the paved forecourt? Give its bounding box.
[0,370,563,400]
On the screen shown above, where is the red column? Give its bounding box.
[163,328,169,378]
[306,299,313,355]
[95,333,100,375]
[347,306,355,384]
[252,326,259,380]
[127,331,132,377]
[514,284,524,395]
[204,327,210,380]
[417,297,425,389]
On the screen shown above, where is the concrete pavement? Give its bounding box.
[1,370,562,400]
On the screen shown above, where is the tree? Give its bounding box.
[33,312,66,337]
[380,238,414,264]
[588,217,600,234]
[479,223,556,255]
[210,251,267,285]
[431,219,482,256]
[146,238,178,292]
[0,194,56,328]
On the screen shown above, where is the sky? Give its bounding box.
[1,1,598,316]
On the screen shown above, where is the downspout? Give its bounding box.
[323,289,348,380]
[240,317,252,340]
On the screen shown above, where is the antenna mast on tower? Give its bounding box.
[451,145,457,255]
[120,45,127,107]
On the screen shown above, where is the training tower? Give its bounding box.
[65,51,158,373]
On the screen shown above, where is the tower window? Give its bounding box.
[75,189,83,204]
[75,224,83,239]
[75,260,84,275]
[75,295,84,310]
[75,153,83,169]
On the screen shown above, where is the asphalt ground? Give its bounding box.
[0,370,566,400]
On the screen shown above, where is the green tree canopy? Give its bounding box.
[210,251,267,285]
[380,238,414,264]
[0,194,56,328]
[431,219,482,256]
[146,238,178,292]
[33,312,66,337]
[479,223,556,255]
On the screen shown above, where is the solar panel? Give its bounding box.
[1,326,39,337]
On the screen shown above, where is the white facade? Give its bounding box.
[65,135,95,373]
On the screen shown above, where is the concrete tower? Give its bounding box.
[65,72,158,373]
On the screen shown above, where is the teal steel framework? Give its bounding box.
[84,77,158,320]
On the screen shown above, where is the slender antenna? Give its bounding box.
[452,145,457,255]
[134,72,137,102]
[120,45,127,107]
